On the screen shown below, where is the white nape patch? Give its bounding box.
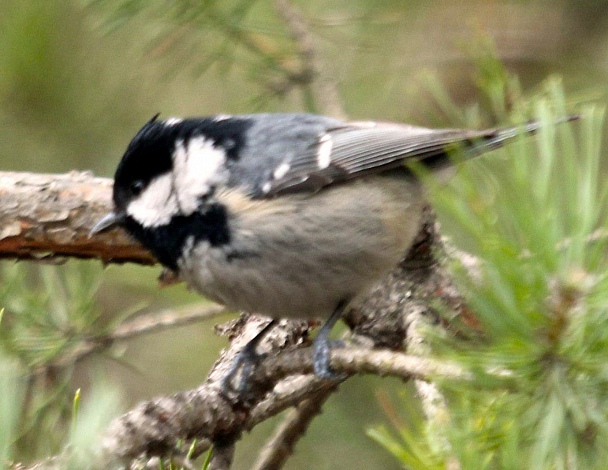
[273,162,290,179]
[317,134,333,169]
[127,173,179,227]
[172,136,228,215]
[350,121,377,128]
[213,115,231,122]
[164,117,183,126]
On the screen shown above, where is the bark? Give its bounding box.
[0,171,154,264]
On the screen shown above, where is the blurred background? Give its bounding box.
[0,0,606,468]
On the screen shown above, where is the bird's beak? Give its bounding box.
[89,211,125,238]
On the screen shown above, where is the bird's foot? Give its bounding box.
[312,337,347,380]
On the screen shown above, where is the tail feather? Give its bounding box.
[413,114,580,177]
[486,114,580,150]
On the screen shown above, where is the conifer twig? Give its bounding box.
[251,386,339,470]
[45,303,228,369]
[273,0,345,118]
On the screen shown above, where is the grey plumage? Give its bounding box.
[218,114,570,198]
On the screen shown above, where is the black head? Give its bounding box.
[92,114,250,269]
[112,114,179,215]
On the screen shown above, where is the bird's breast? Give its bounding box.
[178,173,425,319]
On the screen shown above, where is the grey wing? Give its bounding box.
[258,120,544,197]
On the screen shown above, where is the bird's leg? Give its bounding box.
[222,319,277,395]
[222,302,347,396]
[313,301,347,379]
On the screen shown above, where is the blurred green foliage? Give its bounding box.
[371,74,608,468]
[1,0,607,468]
[0,263,104,460]
[0,355,22,466]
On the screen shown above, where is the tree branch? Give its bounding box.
[0,171,153,264]
[99,343,467,466]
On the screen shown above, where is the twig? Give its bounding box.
[273,0,346,118]
[111,303,227,340]
[247,374,343,429]
[45,303,228,369]
[408,311,453,453]
[251,386,338,470]
[332,348,468,380]
[208,442,235,470]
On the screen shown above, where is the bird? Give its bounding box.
[90,112,576,387]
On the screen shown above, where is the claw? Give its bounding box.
[221,320,277,398]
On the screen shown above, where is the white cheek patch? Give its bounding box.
[127,173,179,227]
[172,136,229,215]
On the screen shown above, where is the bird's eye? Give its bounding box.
[130,180,145,196]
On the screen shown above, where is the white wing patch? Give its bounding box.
[273,161,291,179]
[317,134,333,169]
[172,136,229,215]
[126,173,179,227]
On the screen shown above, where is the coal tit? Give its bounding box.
[91,112,569,382]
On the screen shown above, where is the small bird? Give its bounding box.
[91,112,575,384]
